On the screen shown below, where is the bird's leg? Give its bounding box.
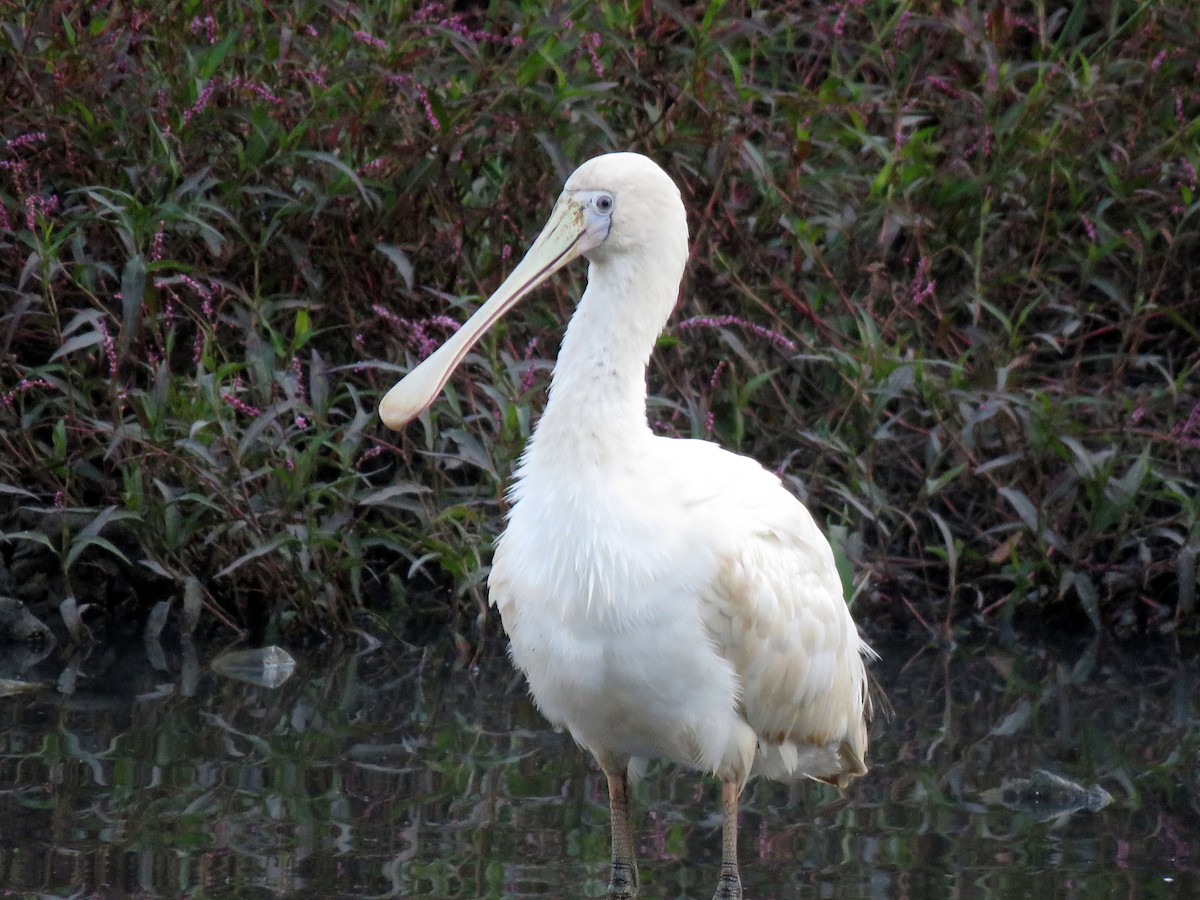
[713,779,743,900]
[605,768,639,899]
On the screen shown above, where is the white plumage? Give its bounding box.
[379,152,874,900]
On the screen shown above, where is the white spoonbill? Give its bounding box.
[379,152,874,900]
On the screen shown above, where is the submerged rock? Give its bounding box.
[981,769,1113,821]
[211,645,297,688]
[0,595,54,645]
[0,678,46,697]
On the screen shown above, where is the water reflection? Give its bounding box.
[0,630,1196,898]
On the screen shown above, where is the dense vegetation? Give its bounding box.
[1,0,1197,643]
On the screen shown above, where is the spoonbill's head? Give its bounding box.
[555,152,688,264]
[378,152,688,430]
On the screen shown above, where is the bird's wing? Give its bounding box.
[677,442,871,785]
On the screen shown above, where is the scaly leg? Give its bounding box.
[606,768,639,898]
[713,779,742,900]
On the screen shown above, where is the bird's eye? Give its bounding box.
[594,194,614,215]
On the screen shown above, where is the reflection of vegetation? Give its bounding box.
[0,637,1197,897]
[1,2,1197,637]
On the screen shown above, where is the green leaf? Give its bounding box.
[1111,447,1150,500]
[77,504,138,540]
[183,576,203,633]
[1067,571,1102,631]
[49,330,104,361]
[924,463,966,498]
[999,487,1039,532]
[0,530,57,553]
[215,534,291,578]
[120,254,146,350]
[195,30,240,80]
[377,243,414,291]
[297,151,379,209]
[65,534,132,570]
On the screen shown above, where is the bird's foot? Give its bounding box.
[712,864,742,900]
[607,859,639,899]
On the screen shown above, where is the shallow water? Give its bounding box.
[1,628,1196,898]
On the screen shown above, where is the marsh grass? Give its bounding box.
[1,0,1197,640]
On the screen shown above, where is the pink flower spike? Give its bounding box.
[675,315,797,353]
[183,79,218,126]
[5,131,47,150]
[352,30,388,50]
[151,221,166,261]
[1080,214,1098,243]
[0,377,56,409]
[221,387,261,417]
[911,255,936,304]
[97,318,119,378]
[519,337,540,393]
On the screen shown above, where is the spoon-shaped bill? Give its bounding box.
[378,194,590,430]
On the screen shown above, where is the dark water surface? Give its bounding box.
[1,628,1196,898]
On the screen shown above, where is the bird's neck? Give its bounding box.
[526,254,679,467]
